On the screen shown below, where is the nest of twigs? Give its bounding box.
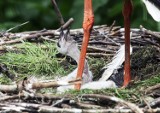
[0,23,160,113]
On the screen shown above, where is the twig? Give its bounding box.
[142,97,152,111]
[0,32,55,46]
[27,78,81,90]
[34,93,63,100]
[87,53,113,57]
[108,20,116,34]
[84,45,115,53]
[0,78,81,93]
[1,102,160,113]
[0,18,74,46]
[76,102,103,109]
[51,0,64,25]
[93,28,120,46]
[143,38,160,47]
[40,36,57,43]
[39,107,160,113]
[82,94,143,113]
[57,18,74,31]
[0,93,24,101]
[145,83,160,94]
[140,25,160,41]
[6,21,29,33]
[0,92,65,102]
[61,104,72,108]
[0,45,18,51]
[52,98,66,106]
[38,107,132,113]
[88,40,119,46]
[0,84,18,93]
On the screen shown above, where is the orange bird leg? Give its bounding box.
[122,0,133,87]
[75,0,94,90]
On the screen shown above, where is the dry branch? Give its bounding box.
[145,83,160,94]
[1,102,160,113]
[1,25,159,52]
[0,78,81,93]
[38,107,160,113]
[0,92,64,102]
[0,18,74,46]
[38,107,131,113]
[82,94,143,113]
[87,53,113,57]
[140,25,160,41]
[86,45,116,53]
[0,93,24,102]
[51,0,65,25]
[108,20,116,34]
[75,102,103,109]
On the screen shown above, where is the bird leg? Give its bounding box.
[75,0,94,90]
[122,0,133,87]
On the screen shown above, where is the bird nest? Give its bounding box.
[0,24,160,112]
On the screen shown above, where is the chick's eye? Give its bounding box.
[57,42,60,47]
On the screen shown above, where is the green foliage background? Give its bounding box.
[0,0,160,32]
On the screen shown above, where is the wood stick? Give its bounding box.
[75,102,103,109]
[82,94,143,113]
[145,83,160,94]
[51,0,65,25]
[0,18,74,46]
[140,25,160,41]
[0,93,24,101]
[85,46,115,53]
[0,79,81,93]
[87,53,113,57]
[108,20,116,34]
[1,103,160,113]
[38,107,160,113]
[57,18,74,31]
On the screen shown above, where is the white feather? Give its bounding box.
[57,67,93,84]
[57,80,117,93]
[142,0,160,22]
[99,44,133,81]
[81,80,117,90]
[57,85,74,93]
